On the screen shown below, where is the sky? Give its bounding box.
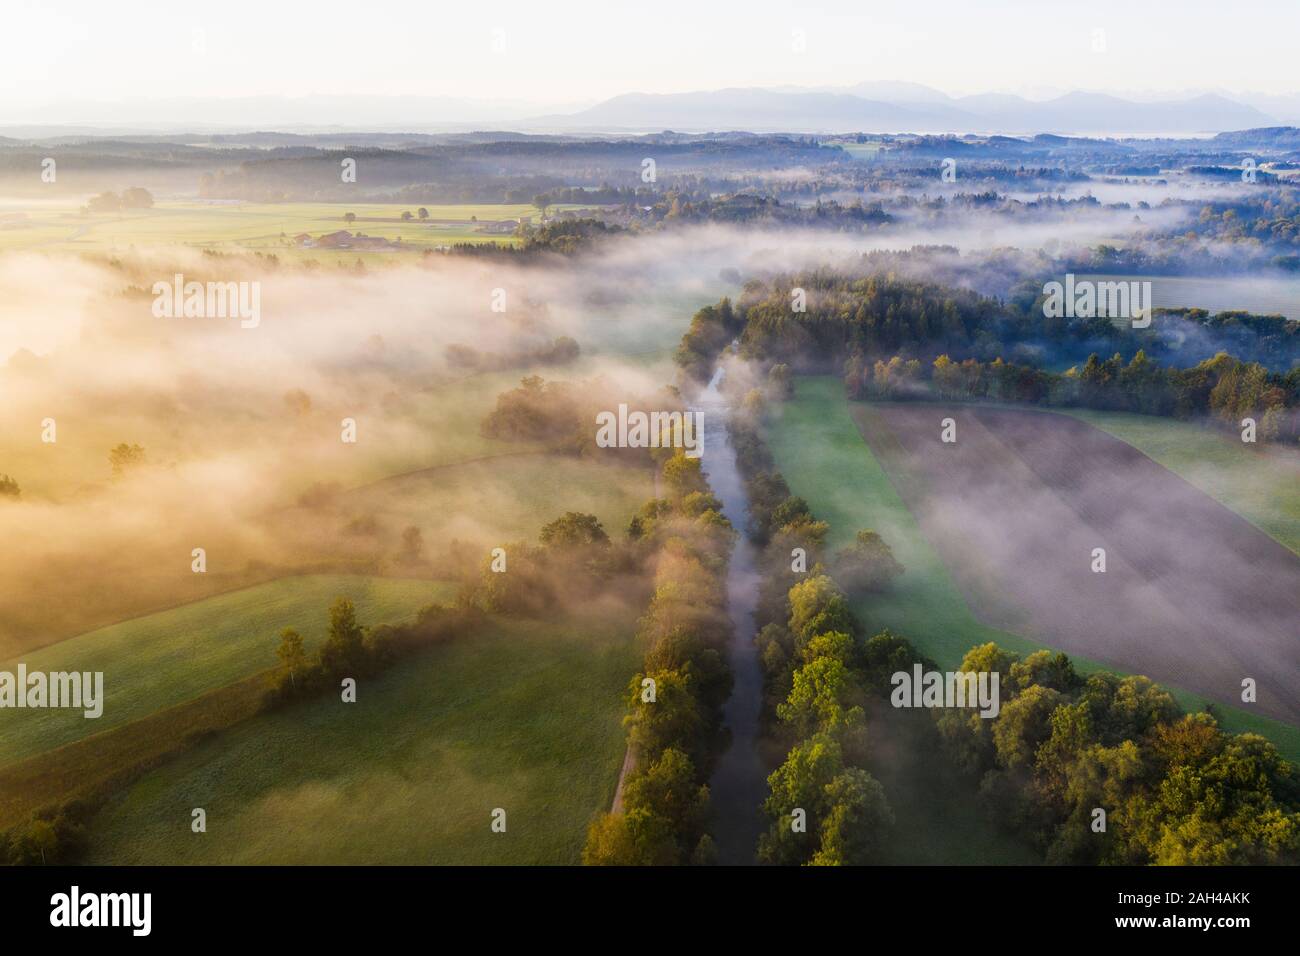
[4,0,1298,110]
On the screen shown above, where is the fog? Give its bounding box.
[0,195,1179,654]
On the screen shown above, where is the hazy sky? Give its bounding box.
[6,0,1298,107]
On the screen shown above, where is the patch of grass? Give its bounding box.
[0,575,452,766]
[1061,408,1300,557]
[82,611,637,864]
[770,376,1300,764]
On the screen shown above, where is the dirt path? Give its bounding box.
[610,746,635,813]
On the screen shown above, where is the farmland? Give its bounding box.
[0,199,602,262]
[0,574,452,766]
[81,610,637,864]
[768,376,1300,762]
[1063,407,1300,557]
[766,377,1038,665]
[869,401,1300,725]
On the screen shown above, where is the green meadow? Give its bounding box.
[768,376,1300,763]
[83,611,636,865]
[0,575,451,766]
[0,200,601,261]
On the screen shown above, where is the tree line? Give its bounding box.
[687,272,1299,445]
[729,380,916,864]
[582,449,737,864]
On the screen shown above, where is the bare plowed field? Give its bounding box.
[856,404,1300,725]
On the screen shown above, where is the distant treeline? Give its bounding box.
[680,273,1300,444]
[189,137,843,203]
[440,219,623,258]
[848,349,1299,442]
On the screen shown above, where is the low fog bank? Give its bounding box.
[0,199,1178,649]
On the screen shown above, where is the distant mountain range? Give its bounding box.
[557,87,1283,135]
[5,84,1300,136]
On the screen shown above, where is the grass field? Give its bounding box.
[0,670,271,830]
[0,200,601,261]
[769,377,1300,763]
[1062,408,1300,557]
[768,378,1036,665]
[82,610,637,864]
[0,574,452,766]
[340,451,654,549]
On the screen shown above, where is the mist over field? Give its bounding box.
[3,1,1300,884]
[0,241,696,649]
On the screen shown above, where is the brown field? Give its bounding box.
[857,403,1300,726]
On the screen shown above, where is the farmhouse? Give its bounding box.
[302,230,399,250]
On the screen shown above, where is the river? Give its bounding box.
[692,363,767,864]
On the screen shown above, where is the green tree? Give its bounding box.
[834,529,904,592]
[778,654,856,736]
[810,768,894,865]
[275,627,309,693]
[318,597,367,678]
[661,452,707,498]
[624,669,705,764]
[787,574,855,646]
[539,512,609,550]
[583,748,709,865]
[759,733,844,865]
